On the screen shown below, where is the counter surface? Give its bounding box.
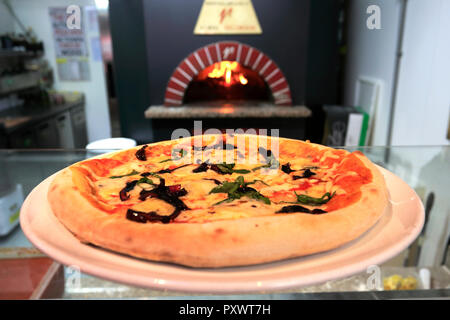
[145,105,311,119]
[0,146,449,299]
[0,95,85,134]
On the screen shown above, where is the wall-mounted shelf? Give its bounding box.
[0,71,40,95]
[0,50,43,59]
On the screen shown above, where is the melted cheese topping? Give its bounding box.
[75,137,372,223]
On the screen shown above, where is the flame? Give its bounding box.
[239,74,248,85]
[225,69,232,86]
[207,61,248,86]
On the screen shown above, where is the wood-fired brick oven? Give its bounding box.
[164,41,293,107]
[110,0,341,143]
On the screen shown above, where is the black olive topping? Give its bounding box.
[293,168,316,180]
[155,164,190,174]
[126,209,179,224]
[119,180,138,201]
[303,168,316,177]
[138,178,188,203]
[275,205,327,214]
[281,163,296,174]
[192,143,237,152]
[126,178,190,224]
[192,162,250,175]
[126,209,154,223]
[135,145,148,161]
[276,205,310,213]
[258,146,272,162]
[193,162,209,173]
[155,168,172,174]
[203,178,222,185]
[138,189,156,201]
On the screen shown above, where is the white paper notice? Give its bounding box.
[49,7,90,81]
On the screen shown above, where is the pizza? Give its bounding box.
[47,134,389,268]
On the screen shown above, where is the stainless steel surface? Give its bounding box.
[55,112,75,149]
[0,71,40,94]
[70,105,87,148]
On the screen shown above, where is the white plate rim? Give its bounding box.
[20,167,425,294]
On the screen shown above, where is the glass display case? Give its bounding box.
[0,146,449,299]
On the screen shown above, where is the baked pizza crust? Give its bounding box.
[47,135,389,268]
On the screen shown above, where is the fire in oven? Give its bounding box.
[164,41,293,107]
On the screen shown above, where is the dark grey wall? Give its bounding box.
[109,0,153,143]
[143,0,310,106]
[110,0,341,143]
[306,0,341,105]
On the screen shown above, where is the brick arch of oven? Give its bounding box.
[164,41,293,106]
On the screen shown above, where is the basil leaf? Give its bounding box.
[209,180,239,194]
[235,175,245,186]
[141,172,163,179]
[232,169,251,174]
[294,191,335,206]
[250,179,269,186]
[136,177,154,186]
[210,163,251,175]
[216,163,235,174]
[160,148,188,163]
[173,148,187,158]
[246,190,271,204]
[210,176,270,205]
[252,154,279,171]
[302,166,320,170]
[252,164,270,171]
[109,170,140,179]
[214,194,239,205]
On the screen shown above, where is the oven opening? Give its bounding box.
[183,61,272,106]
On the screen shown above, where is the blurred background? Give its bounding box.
[0,0,448,149]
[0,0,449,298]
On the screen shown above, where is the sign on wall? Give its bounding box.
[48,7,90,81]
[194,0,262,35]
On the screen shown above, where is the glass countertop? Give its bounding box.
[0,146,449,299]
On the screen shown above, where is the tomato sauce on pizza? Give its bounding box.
[70,135,374,223]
